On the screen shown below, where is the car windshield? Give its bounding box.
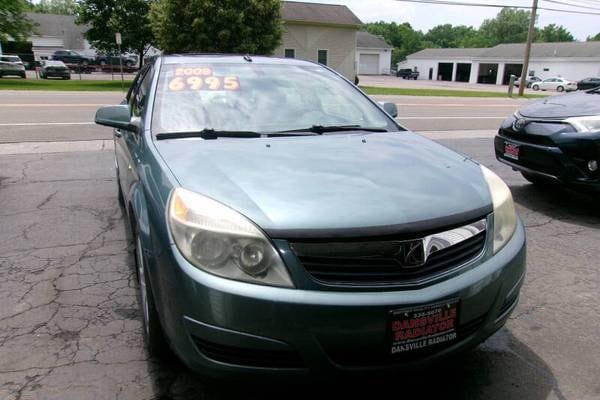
[45,61,65,67]
[152,62,396,135]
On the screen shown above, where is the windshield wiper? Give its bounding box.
[156,129,261,140]
[274,125,388,135]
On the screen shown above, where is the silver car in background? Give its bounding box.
[531,77,577,92]
[0,55,26,79]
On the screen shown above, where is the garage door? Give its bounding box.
[359,54,379,75]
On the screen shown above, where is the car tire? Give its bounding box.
[133,224,171,359]
[532,84,539,91]
[557,86,564,92]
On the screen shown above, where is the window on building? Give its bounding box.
[318,49,328,66]
[284,49,295,59]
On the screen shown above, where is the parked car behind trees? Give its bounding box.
[52,50,95,65]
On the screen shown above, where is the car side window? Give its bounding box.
[130,66,154,117]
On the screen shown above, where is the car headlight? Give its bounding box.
[481,166,517,253]
[565,116,600,133]
[168,188,294,288]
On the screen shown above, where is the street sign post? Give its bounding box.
[116,33,124,92]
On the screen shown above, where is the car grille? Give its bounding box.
[499,121,575,147]
[290,219,487,286]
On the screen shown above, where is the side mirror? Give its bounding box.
[379,102,398,118]
[95,105,134,131]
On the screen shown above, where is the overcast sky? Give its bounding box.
[300,0,600,41]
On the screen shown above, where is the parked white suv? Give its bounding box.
[0,55,26,79]
[531,77,577,92]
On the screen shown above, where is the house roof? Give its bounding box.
[407,41,600,60]
[282,1,362,27]
[478,42,600,58]
[407,47,487,59]
[357,31,392,49]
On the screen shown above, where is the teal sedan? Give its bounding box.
[95,55,526,378]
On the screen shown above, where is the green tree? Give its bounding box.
[149,0,282,54]
[587,32,600,41]
[478,8,532,47]
[424,24,481,48]
[365,21,424,65]
[77,0,154,68]
[536,24,574,42]
[27,0,79,15]
[0,0,35,41]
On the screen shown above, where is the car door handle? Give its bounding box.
[114,130,122,138]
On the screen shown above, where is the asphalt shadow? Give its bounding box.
[511,181,600,229]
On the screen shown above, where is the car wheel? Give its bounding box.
[532,84,539,91]
[133,225,171,358]
[557,86,564,92]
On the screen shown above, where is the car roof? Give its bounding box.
[162,54,318,68]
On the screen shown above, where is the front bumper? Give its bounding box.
[495,131,600,192]
[150,219,526,379]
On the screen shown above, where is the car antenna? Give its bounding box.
[243,54,253,62]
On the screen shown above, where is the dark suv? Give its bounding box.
[52,50,95,65]
[495,89,600,192]
[397,68,419,80]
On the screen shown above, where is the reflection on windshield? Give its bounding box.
[152,63,392,134]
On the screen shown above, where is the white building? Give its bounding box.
[401,42,600,84]
[25,13,92,59]
[356,31,393,75]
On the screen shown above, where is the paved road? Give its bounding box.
[0,91,532,144]
[360,75,543,95]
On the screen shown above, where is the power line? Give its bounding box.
[393,0,600,15]
[543,0,600,10]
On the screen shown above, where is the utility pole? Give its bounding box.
[519,0,538,97]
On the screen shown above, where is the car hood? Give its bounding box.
[519,91,600,119]
[156,132,492,238]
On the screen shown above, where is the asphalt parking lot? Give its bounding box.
[0,91,599,400]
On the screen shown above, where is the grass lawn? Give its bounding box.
[360,86,544,99]
[0,78,131,91]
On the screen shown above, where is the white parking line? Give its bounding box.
[0,104,107,107]
[0,139,114,155]
[0,122,95,126]
[395,103,519,107]
[398,116,505,120]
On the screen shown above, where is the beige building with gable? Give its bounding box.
[275,1,363,80]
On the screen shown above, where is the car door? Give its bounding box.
[541,78,554,90]
[115,66,147,200]
[119,64,154,202]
